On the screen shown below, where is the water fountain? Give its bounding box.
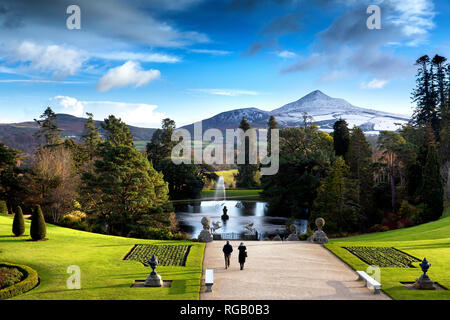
[214,176,226,201]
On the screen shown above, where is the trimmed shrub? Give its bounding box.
[0,201,7,214]
[0,267,23,289]
[12,206,25,236]
[0,262,39,300]
[30,205,46,241]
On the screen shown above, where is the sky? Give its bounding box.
[0,0,449,128]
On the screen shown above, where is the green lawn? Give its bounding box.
[325,216,450,300]
[200,189,262,201]
[0,214,204,300]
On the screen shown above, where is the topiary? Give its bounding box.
[12,206,25,236]
[0,200,8,215]
[30,205,46,241]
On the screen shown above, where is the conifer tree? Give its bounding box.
[333,119,350,159]
[346,126,374,226]
[236,117,258,188]
[34,107,62,147]
[30,205,46,240]
[82,112,102,157]
[12,205,25,236]
[421,144,444,221]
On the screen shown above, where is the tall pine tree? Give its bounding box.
[236,117,258,188]
[333,119,350,159]
[34,107,62,148]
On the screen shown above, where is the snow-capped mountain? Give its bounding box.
[182,90,410,134]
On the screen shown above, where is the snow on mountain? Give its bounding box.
[182,90,410,134]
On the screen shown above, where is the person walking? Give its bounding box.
[222,241,233,269]
[238,242,247,270]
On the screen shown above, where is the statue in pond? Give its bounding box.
[221,206,229,221]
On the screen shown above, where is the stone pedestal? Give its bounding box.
[144,273,162,287]
[198,229,213,242]
[286,224,299,241]
[309,217,329,244]
[198,217,213,242]
[414,274,435,290]
[309,230,328,244]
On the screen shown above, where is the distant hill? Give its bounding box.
[0,114,156,155]
[182,90,410,135]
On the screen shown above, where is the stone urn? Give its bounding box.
[414,258,435,290]
[286,224,299,241]
[198,217,213,242]
[144,255,162,287]
[308,217,328,244]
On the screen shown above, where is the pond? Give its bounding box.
[174,200,308,239]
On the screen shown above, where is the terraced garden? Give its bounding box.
[326,215,450,300]
[0,214,204,300]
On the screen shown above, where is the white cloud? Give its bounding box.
[360,79,389,89]
[91,51,180,63]
[96,61,161,92]
[190,88,261,96]
[13,41,87,78]
[190,49,231,55]
[274,50,297,58]
[50,96,165,127]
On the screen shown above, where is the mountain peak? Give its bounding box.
[302,90,329,100]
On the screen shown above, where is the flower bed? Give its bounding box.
[0,262,39,300]
[124,244,192,266]
[343,247,420,268]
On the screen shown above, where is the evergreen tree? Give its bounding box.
[34,107,62,147]
[377,131,406,212]
[82,112,102,156]
[346,126,374,227]
[333,119,350,159]
[81,144,169,236]
[12,205,25,236]
[412,55,440,137]
[146,118,176,168]
[267,115,278,155]
[421,144,444,221]
[30,205,46,240]
[236,117,258,188]
[101,115,133,147]
[312,157,359,234]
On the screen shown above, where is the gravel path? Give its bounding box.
[200,241,390,300]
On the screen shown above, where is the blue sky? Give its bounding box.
[0,0,449,127]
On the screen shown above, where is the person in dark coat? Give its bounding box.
[238,242,247,270]
[222,241,233,269]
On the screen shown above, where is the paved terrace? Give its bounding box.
[200,241,390,300]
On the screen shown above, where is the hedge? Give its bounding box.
[0,200,7,215]
[0,262,39,300]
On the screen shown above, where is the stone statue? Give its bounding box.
[221,206,229,220]
[244,222,256,235]
[286,224,299,241]
[308,217,328,244]
[198,216,213,242]
[414,258,435,290]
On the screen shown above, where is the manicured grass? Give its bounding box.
[200,189,262,201]
[0,214,204,300]
[325,216,450,300]
[215,169,238,188]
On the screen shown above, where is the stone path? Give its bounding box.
[200,241,390,300]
